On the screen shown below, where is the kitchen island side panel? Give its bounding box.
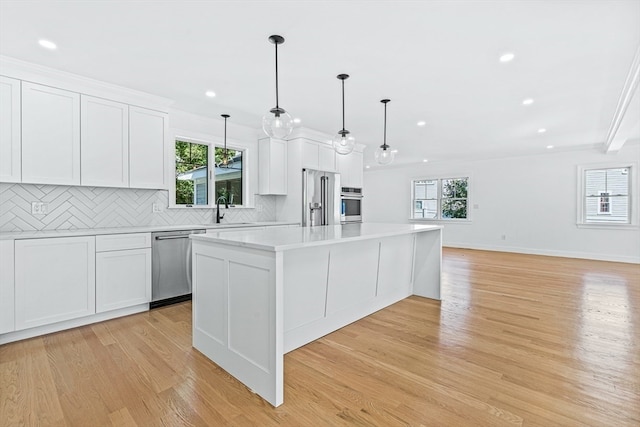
[191,241,283,407]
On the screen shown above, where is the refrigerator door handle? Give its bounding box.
[321,176,327,225]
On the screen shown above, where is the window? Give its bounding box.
[173,139,246,208]
[582,166,630,224]
[412,177,469,220]
[215,147,243,206]
[175,140,209,206]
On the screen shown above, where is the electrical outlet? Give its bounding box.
[152,203,162,213]
[256,204,263,213]
[31,202,48,215]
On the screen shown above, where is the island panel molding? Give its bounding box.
[192,242,282,406]
[191,223,442,407]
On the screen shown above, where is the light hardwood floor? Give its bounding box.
[1,248,638,426]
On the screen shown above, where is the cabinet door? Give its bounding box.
[258,137,287,195]
[351,151,364,188]
[0,240,15,334]
[319,144,336,172]
[0,76,21,183]
[15,236,95,330]
[96,248,151,313]
[129,106,167,189]
[336,152,353,187]
[81,96,129,187]
[301,140,319,169]
[22,82,80,185]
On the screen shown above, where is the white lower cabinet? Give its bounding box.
[0,240,15,334]
[14,236,96,331]
[96,248,151,313]
[95,233,151,313]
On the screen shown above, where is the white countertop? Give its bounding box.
[191,223,442,252]
[0,222,299,240]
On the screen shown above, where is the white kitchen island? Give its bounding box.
[190,223,442,407]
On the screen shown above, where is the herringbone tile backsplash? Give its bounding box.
[0,183,277,232]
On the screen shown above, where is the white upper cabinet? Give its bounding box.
[0,76,21,183]
[301,140,319,169]
[319,144,337,172]
[337,149,364,188]
[81,95,129,187]
[129,106,167,189]
[258,137,287,195]
[301,139,337,172]
[22,82,80,186]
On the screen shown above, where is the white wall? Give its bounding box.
[364,144,640,263]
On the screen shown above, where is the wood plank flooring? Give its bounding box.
[1,248,638,426]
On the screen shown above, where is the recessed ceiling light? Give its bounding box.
[365,165,371,169]
[422,159,428,163]
[546,145,554,149]
[522,98,534,105]
[205,90,216,97]
[417,121,426,127]
[293,118,301,124]
[38,39,57,50]
[538,128,547,133]
[499,52,515,63]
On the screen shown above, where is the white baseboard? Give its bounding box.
[0,303,149,345]
[444,242,640,264]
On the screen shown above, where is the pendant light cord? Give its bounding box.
[383,101,387,148]
[341,78,346,132]
[274,41,279,110]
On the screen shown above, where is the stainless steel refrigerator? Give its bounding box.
[302,168,341,226]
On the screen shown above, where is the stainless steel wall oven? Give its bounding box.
[341,187,363,223]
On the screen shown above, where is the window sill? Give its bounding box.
[576,223,638,230]
[410,218,472,225]
[168,205,253,210]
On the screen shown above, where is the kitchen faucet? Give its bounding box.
[216,196,228,223]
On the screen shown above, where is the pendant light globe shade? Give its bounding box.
[333,132,356,155]
[262,109,294,139]
[374,145,395,165]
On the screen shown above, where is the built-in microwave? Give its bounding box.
[341,187,363,224]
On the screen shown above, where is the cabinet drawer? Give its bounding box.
[96,233,151,252]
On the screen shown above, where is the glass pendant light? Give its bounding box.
[219,114,232,168]
[374,99,395,165]
[333,74,355,155]
[262,35,293,139]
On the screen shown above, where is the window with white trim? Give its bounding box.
[581,166,631,224]
[412,177,469,220]
[172,138,247,208]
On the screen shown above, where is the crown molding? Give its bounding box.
[0,55,174,112]
[604,45,640,154]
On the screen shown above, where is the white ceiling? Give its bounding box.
[1,0,639,167]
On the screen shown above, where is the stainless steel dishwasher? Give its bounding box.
[151,228,205,308]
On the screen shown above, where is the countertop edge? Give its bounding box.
[191,224,442,252]
[0,222,300,240]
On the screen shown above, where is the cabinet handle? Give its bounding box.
[154,235,190,241]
